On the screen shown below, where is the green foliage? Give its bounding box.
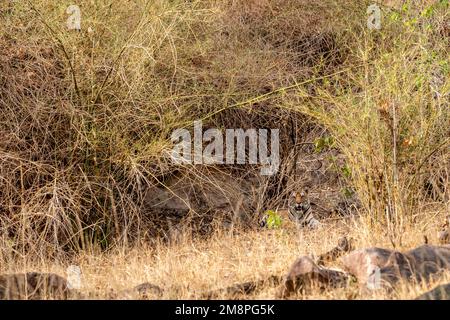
[390,12,400,22]
[264,210,282,229]
[314,136,335,153]
[420,6,434,18]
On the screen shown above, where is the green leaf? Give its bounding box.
[415,75,425,88]
[421,6,434,18]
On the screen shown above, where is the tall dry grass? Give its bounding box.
[286,0,449,246]
[0,0,354,257]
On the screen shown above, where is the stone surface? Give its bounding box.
[0,272,69,300]
[133,282,164,299]
[341,247,394,286]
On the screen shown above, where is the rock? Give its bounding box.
[341,245,450,290]
[393,245,450,282]
[316,236,355,265]
[374,245,450,288]
[204,275,282,299]
[112,282,164,300]
[341,247,394,286]
[278,256,350,298]
[415,283,450,300]
[133,282,164,299]
[143,170,258,238]
[0,272,69,300]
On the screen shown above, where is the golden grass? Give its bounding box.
[2,206,448,300]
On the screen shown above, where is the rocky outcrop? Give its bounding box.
[0,272,69,300]
[341,247,394,287]
[2,243,449,300]
[341,245,450,290]
[416,283,450,300]
[143,170,258,239]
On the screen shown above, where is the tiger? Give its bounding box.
[438,215,450,245]
[260,189,321,230]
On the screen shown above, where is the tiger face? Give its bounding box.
[289,189,309,212]
[438,215,450,244]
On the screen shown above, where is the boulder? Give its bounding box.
[341,247,394,286]
[415,283,450,300]
[0,272,69,300]
[278,256,350,298]
[133,282,164,299]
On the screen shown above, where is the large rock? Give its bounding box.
[415,283,450,300]
[341,245,450,290]
[144,170,257,223]
[341,247,395,287]
[278,256,350,298]
[0,272,69,300]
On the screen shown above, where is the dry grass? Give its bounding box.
[1,210,449,300]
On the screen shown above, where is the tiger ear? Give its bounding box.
[291,191,297,197]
